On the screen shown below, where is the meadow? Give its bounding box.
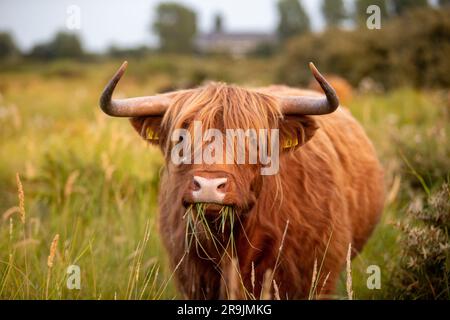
[0,56,448,299]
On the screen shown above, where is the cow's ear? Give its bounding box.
[130,116,163,146]
[278,115,318,152]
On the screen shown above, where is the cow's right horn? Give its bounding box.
[99,61,174,117]
[279,62,340,116]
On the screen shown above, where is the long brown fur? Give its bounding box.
[130,82,385,300]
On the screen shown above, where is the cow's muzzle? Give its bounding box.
[182,172,235,210]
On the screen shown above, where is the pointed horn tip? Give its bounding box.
[117,61,128,76]
[309,62,340,111]
[308,62,321,78]
[99,62,129,114]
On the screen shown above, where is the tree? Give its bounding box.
[153,2,197,53]
[214,13,224,33]
[391,0,429,16]
[355,0,389,26]
[439,0,450,6]
[29,31,83,60]
[321,0,346,27]
[51,32,83,58]
[0,32,20,60]
[277,0,310,41]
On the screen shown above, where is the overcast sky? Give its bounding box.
[0,0,333,53]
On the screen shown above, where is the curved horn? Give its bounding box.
[99,61,172,117]
[280,62,340,115]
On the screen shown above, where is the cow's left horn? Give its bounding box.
[279,62,339,115]
[99,61,173,117]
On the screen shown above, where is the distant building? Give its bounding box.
[196,32,278,57]
[196,14,278,57]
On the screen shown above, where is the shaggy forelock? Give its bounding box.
[160,82,283,158]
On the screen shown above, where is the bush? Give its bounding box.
[388,184,450,299]
[29,31,84,61]
[0,32,20,61]
[277,7,450,89]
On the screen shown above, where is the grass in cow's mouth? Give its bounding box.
[184,204,258,298]
[183,203,237,262]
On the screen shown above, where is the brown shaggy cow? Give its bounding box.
[99,62,385,299]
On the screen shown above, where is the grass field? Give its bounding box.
[0,57,449,299]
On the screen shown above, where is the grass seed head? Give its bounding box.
[346,243,353,300]
[47,234,59,268]
[15,173,25,224]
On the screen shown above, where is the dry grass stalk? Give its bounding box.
[64,170,79,198]
[15,173,25,224]
[228,258,239,300]
[270,220,289,287]
[251,261,255,294]
[9,217,13,241]
[309,229,334,299]
[310,258,318,297]
[16,173,29,298]
[346,243,353,300]
[45,234,59,299]
[318,271,331,298]
[260,269,273,300]
[47,234,59,268]
[386,175,401,205]
[127,220,152,299]
[273,280,281,300]
[135,261,141,282]
[311,259,318,285]
[2,206,20,221]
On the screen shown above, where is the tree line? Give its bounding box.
[279,0,449,40]
[277,6,450,89]
[1,0,449,60]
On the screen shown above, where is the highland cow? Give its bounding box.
[99,61,384,299]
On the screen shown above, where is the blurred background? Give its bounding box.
[0,0,449,300]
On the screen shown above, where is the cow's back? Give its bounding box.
[314,107,384,252]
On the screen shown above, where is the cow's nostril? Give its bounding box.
[190,176,228,204]
[217,183,226,190]
[192,179,201,191]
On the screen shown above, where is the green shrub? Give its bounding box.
[277,7,450,89]
[388,184,450,299]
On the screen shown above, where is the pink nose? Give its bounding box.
[191,176,228,204]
